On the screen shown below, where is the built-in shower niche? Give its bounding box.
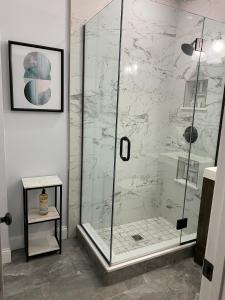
[176,156,199,189]
[182,70,208,111]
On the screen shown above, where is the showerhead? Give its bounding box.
[181,43,194,56]
[181,38,205,57]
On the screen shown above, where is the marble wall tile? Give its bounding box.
[113,0,177,226]
[180,18,225,236]
[81,0,122,231]
[69,0,113,236]
[69,0,225,241]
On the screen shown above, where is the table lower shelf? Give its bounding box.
[28,235,60,257]
[28,206,60,224]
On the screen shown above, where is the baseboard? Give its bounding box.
[2,248,11,264]
[62,226,68,240]
[10,226,68,250]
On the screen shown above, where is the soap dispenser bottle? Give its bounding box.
[39,188,48,215]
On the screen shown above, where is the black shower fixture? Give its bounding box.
[181,41,196,56]
[181,38,204,56]
[183,126,198,143]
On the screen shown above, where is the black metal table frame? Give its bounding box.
[23,184,62,261]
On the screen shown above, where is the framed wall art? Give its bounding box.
[8,41,64,112]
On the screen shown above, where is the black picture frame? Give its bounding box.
[8,40,64,112]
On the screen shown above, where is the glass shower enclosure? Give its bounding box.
[80,0,225,265]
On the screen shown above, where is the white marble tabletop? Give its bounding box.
[22,175,62,189]
[203,167,217,181]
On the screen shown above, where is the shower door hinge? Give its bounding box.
[176,218,188,230]
[203,259,214,281]
[195,38,205,52]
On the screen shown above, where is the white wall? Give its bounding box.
[0,0,69,250]
[180,0,225,23]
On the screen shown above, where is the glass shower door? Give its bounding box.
[112,0,205,264]
[181,17,225,243]
[80,0,224,266]
[81,0,122,263]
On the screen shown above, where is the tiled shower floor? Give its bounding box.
[97,217,181,255]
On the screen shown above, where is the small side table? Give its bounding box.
[22,175,62,261]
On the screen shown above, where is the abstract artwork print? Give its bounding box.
[9,41,64,112]
[24,52,51,106]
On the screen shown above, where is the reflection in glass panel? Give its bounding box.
[81,0,122,262]
[181,18,225,243]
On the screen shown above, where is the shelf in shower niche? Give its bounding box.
[28,207,60,224]
[174,178,199,190]
[28,235,60,257]
[180,107,207,112]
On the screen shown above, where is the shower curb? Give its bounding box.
[76,225,195,285]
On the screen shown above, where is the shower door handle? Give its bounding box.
[120,137,131,161]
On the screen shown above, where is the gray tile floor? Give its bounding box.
[3,239,201,300]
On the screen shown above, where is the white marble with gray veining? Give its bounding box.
[69,0,225,252]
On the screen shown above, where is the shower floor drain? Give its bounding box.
[132,234,143,241]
